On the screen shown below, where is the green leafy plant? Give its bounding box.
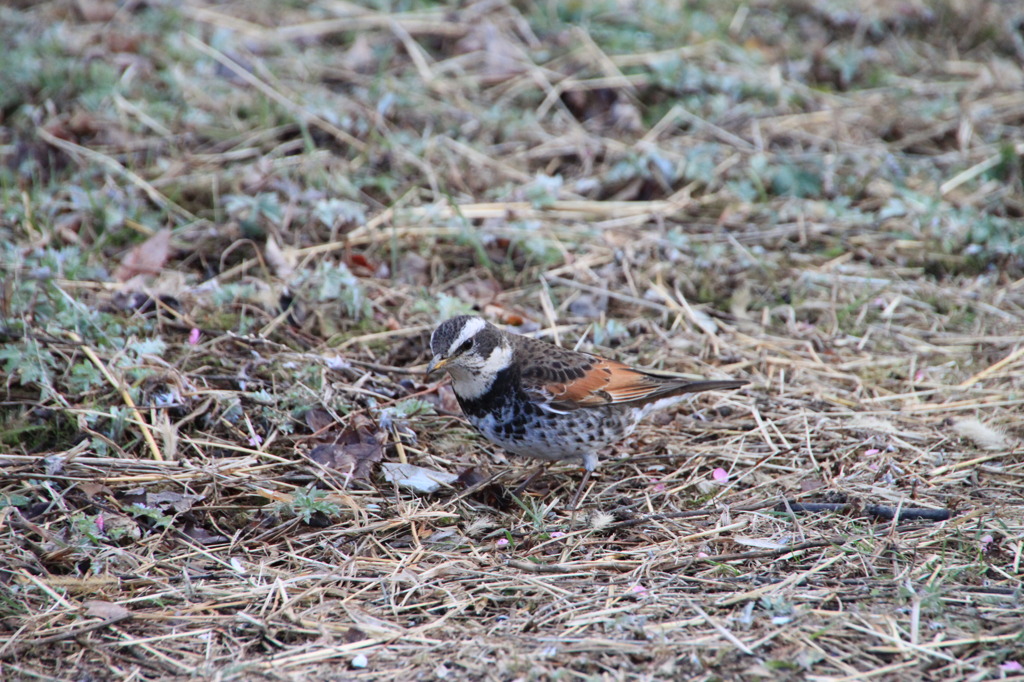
[0,338,57,394]
[69,512,106,546]
[223,193,283,237]
[377,398,435,432]
[412,292,476,321]
[124,504,174,529]
[295,260,372,322]
[524,174,563,209]
[276,487,342,524]
[314,198,366,230]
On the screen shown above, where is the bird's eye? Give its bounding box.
[457,339,473,354]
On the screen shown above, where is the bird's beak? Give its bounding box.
[426,355,449,375]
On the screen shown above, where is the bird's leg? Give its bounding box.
[567,469,590,529]
[568,453,598,527]
[568,468,591,511]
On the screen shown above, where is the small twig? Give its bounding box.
[863,504,951,522]
[778,501,952,522]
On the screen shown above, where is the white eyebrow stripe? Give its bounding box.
[447,317,486,356]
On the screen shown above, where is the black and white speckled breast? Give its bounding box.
[454,365,637,464]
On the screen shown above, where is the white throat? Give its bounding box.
[448,343,513,400]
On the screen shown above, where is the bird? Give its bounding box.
[426,315,746,509]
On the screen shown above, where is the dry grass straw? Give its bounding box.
[2,0,1023,680]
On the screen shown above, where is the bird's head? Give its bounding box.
[427,316,512,398]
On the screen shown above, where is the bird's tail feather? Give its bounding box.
[673,380,748,394]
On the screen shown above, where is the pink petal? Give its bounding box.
[495,538,509,547]
[629,584,648,595]
[188,328,201,345]
[712,468,729,483]
[549,531,566,539]
[1001,661,1022,672]
[864,448,880,456]
[95,513,105,533]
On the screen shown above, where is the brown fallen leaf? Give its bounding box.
[454,466,487,488]
[145,490,203,514]
[306,425,383,483]
[76,482,113,499]
[181,524,229,545]
[346,253,377,277]
[115,228,171,281]
[304,408,335,434]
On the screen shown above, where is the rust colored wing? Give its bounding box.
[512,335,745,411]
